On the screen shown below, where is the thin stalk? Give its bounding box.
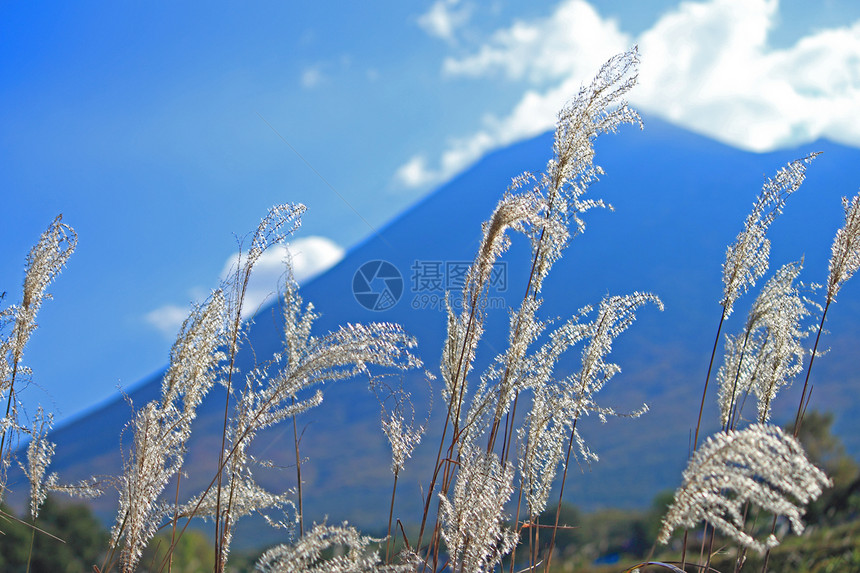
[501,393,520,466]
[416,394,453,561]
[697,522,708,570]
[543,418,578,573]
[730,385,752,434]
[0,508,64,543]
[760,516,778,573]
[214,262,253,572]
[526,518,535,573]
[102,511,128,573]
[168,471,182,573]
[793,299,830,434]
[694,311,727,450]
[292,398,304,536]
[800,385,814,428]
[703,524,716,573]
[397,520,410,552]
[509,483,526,573]
[733,503,757,573]
[725,328,754,432]
[26,526,35,573]
[429,520,443,572]
[430,451,463,572]
[147,539,163,573]
[680,530,689,572]
[419,281,484,568]
[683,311,726,572]
[0,360,21,469]
[385,471,399,563]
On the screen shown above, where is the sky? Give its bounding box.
[2,0,860,425]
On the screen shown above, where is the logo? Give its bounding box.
[409,260,507,312]
[352,260,404,311]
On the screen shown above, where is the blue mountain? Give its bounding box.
[11,115,860,549]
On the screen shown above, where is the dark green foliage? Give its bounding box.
[704,520,860,573]
[627,414,860,573]
[788,411,860,526]
[530,501,667,571]
[140,529,216,573]
[0,504,31,569]
[0,496,107,573]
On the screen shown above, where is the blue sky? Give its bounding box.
[2,0,860,424]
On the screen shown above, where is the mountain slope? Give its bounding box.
[10,115,860,549]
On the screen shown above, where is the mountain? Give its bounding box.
[9,115,860,549]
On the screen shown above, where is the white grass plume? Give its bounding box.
[514,292,660,518]
[22,406,55,521]
[0,215,76,496]
[443,48,644,455]
[423,49,644,558]
[256,522,413,573]
[721,154,818,316]
[571,292,663,419]
[658,423,831,554]
[439,447,518,573]
[224,280,421,451]
[111,291,227,572]
[372,380,426,476]
[21,406,104,518]
[517,384,579,519]
[179,470,296,532]
[222,204,307,328]
[826,191,860,302]
[5,215,77,368]
[428,51,654,566]
[441,192,545,418]
[211,277,421,566]
[528,46,641,291]
[717,261,815,427]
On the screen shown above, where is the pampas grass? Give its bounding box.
[2,48,856,573]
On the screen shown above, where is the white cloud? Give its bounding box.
[418,0,471,42]
[144,304,192,339]
[219,236,345,318]
[289,236,346,283]
[442,0,627,81]
[632,0,860,150]
[301,66,325,89]
[395,96,562,189]
[146,236,344,338]
[395,155,436,188]
[398,0,628,188]
[397,0,860,188]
